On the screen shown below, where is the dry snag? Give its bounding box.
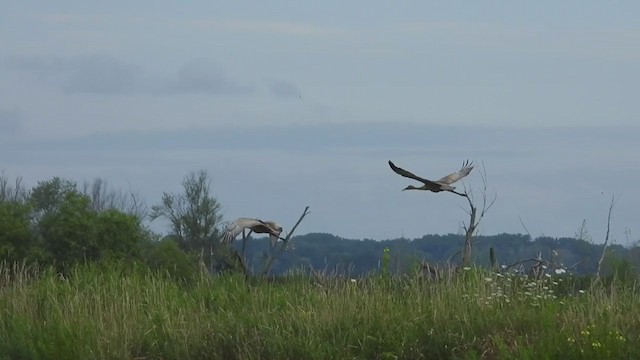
[596,195,616,278]
[262,206,311,277]
[460,162,496,266]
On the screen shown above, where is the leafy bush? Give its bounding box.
[140,238,202,282]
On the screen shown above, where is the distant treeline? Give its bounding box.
[1,172,637,279]
[241,232,638,277]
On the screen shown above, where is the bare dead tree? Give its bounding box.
[83,178,113,212]
[596,195,616,278]
[261,206,310,277]
[502,257,548,273]
[82,178,148,220]
[518,216,533,241]
[574,219,592,243]
[0,172,27,203]
[502,251,582,278]
[121,189,148,220]
[460,163,497,266]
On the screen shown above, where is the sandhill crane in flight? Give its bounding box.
[221,217,284,247]
[388,160,473,197]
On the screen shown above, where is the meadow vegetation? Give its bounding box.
[0,261,638,360]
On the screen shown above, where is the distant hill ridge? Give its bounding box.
[238,232,638,276]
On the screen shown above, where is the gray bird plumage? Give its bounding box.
[388,160,473,197]
[221,217,284,247]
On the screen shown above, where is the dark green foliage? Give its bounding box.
[140,237,201,282]
[0,176,149,272]
[38,192,99,267]
[29,177,77,223]
[95,209,144,261]
[36,192,145,270]
[0,201,33,263]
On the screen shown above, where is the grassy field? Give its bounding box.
[0,262,638,360]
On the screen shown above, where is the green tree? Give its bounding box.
[38,192,98,267]
[29,177,77,223]
[150,170,223,253]
[0,201,33,263]
[140,238,201,282]
[95,209,145,261]
[35,187,147,269]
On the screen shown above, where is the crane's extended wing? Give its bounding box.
[388,160,441,187]
[436,160,474,185]
[221,218,263,244]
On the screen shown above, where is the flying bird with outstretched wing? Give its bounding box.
[221,217,284,247]
[388,160,473,197]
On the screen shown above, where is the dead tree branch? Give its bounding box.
[502,258,550,272]
[460,163,497,266]
[518,216,533,241]
[596,195,616,278]
[260,206,311,277]
[0,173,27,203]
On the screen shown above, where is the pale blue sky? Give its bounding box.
[1,2,638,243]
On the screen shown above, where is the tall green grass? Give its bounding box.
[0,262,638,359]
